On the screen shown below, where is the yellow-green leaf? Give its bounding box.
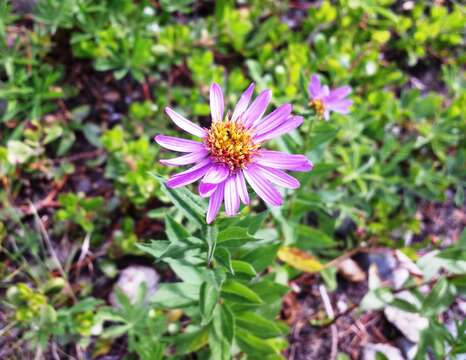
[277,246,324,273]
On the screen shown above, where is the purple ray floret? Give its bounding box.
[308,74,353,120]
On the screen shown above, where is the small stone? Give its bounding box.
[103,91,121,103]
[109,265,159,306]
[396,337,418,360]
[384,291,428,343]
[337,299,348,313]
[403,1,414,10]
[337,258,366,282]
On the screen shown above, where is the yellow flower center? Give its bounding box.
[310,99,325,117]
[205,119,259,170]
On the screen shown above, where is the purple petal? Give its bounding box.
[165,107,207,138]
[325,99,353,114]
[243,164,283,206]
[235,171,249,205]
[155,135,205,153]
[254,115,303,144]
[206,182,225,224]
[254,150,313,172]
[252,103,292,134]
[210,83,224,122]
[166,159,212,188]
[328,86,351,100]
[160,150,208,167]
[255,165,300,189]
[242,89,272,127]
[231,83,255,122]
[322,85,330,97]
[202,163,230,184]
[308,75,322,99]
[199,182,218,198]
[224,175,240,216]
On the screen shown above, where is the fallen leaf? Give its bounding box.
[277,246,324,273]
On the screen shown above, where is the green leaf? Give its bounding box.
[235,211,268,235]
[209,304,235,360]
[389,298,420,313]
[236,328,286,356]
[167,260,206,285]
[437,248,466,261]
[173,326,209,355]
[306,122,338,149]
[231,260,257,277]
[218,226,255,246]
[215,247,234,274]
[240,243,280,273]
[221,280,263,304]
[160,244,201,260]
[218,303,235,343]
[7,140,35,164]
[321,267,338,292]
[101,324,133,339]
[137,240,201,261]
[421,278,456,316]
[199,281,219,324]
[137,240,171,258]
[236,312,287,338]
[165,215,190,243]
[460,229,466,248]
[149,172,206,227]
[454,186,464,207]
[361,287,394,310]
[296,226,337,249]
[151,283,200,308]
[234,279,289,319]
[57,131,76,156]
[160,0,195,13]
[206,224,218,265]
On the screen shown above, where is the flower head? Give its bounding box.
[308,74,352,120]
[156,83,313,223]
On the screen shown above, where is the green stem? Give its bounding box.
[286,115,318,220]
[302,115,317,154]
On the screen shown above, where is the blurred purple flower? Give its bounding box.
[156,83,313,223]
[308,74,352,120]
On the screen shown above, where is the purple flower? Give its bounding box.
[308,74,352,120]
[156,83,313,223]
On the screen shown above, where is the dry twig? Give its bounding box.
[319,284,338,360]
[30,201,77,303]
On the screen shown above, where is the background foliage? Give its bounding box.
[0,0,465,359]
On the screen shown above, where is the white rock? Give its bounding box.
[392,268,410,290]
[337,258,366,282]
[363,343,404,360]
[393,250,423,289]
[337,299,348,313]
[384,291,428,343]
[397,338,418,360]
[109,265,159,306]
[143,6,155,16]
[395,250,423,277]
[384,306,429,343]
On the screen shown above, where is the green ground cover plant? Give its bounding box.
[0,0,465,359]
